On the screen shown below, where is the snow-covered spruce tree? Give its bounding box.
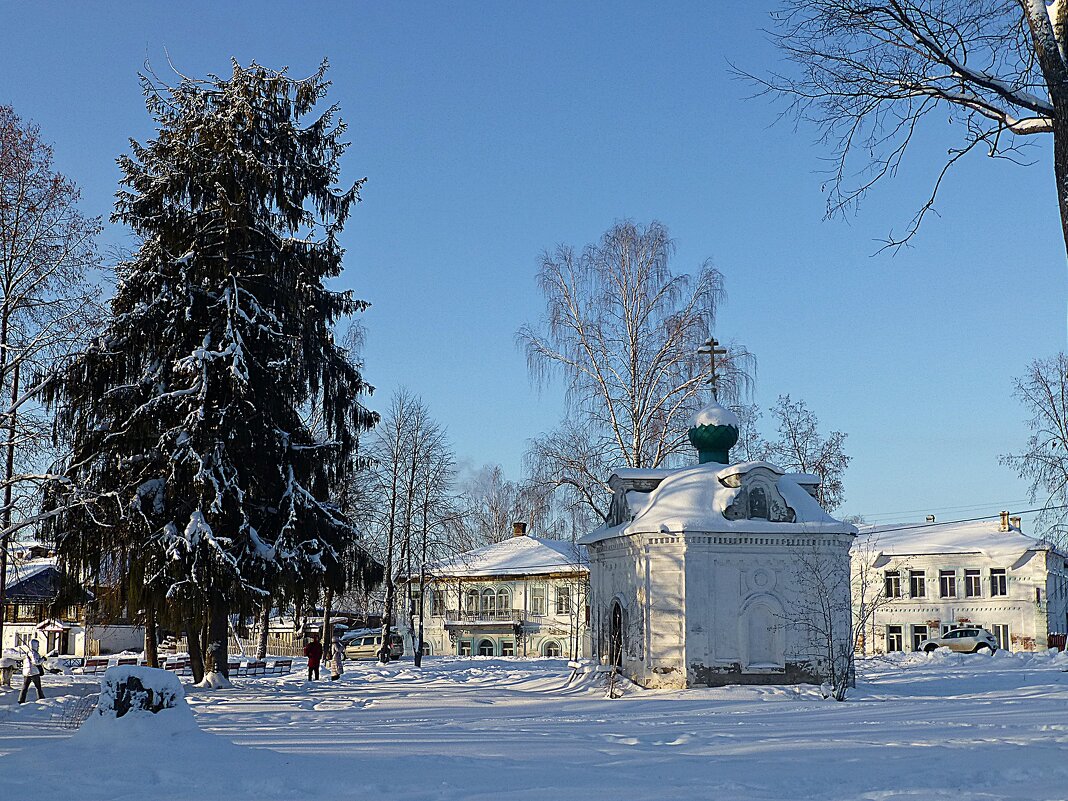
[44,61,377,685]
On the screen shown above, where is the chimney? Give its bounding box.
[999,510,1010,532]
[1010,516,1022,531]
[512,521,527,537]
[925,515,936,523]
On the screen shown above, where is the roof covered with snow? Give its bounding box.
[582,460,856,544]
[423,536,588,578]
[3,559,61,600]
[853,520,1063,562]
[689,400,740,429]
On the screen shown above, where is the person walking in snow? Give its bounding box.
[304,634,323,681]
[329,634,344,681]
[17,639,45,704]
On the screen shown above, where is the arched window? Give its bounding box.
[542,640,561,657]
[466,590,479,614]
[477,639,495,656]
[496,588,510,615]
[480,589,496,617]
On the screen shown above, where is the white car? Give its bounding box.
[919,627,998,654]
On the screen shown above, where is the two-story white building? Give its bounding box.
[405,523,590,659]
[852,514,1068,654]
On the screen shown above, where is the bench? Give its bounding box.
[269,659,292,675]
[227,659,242,676]
[80,657,109,674]
[115,657,138,667]
[162,657,191,676]
[246,660,267,677]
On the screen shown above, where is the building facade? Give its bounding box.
[2,546,143,657]
[853,516,1068,654]
[405,524,590,659]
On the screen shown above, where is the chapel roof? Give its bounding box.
[581,460,856,544]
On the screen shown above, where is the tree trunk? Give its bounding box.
[380,477,398,663]
[322,587,334,649]
[186,614,205,683]
[204,596,229,682]
[1053,116,1068,262]
[255,599,270,660]
[144,604,158,668]
[0,357,17,652]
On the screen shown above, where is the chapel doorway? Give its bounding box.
[609,600,624,668]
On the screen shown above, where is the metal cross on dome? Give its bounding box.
[697,336,728,399]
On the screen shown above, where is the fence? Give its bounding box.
[171,634,306,659]
[1049,633,1067,651]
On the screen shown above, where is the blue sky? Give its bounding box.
[2,2,1064,525]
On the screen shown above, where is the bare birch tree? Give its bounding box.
[764,395,850,511]
[0,106,101,648]
[757,1,1068,254]
[1001,352,1068,544]
[518,220,752,523]
[350,389,462,662]
[790,535,901,701]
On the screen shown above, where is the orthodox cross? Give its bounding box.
[697,337,728,399]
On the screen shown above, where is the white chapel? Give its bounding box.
[581,378,856,689]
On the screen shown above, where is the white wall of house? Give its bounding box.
[410,573,590,660]
[852,524,1068,654]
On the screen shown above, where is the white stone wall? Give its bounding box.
[852,548,1068,653]
[589,531,854,689]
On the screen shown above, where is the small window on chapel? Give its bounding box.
[748,486,769,519]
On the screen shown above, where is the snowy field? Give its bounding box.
[2,650,1068,801]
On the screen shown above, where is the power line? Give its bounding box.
[859,498,1033,521]
[858,505,1068,536]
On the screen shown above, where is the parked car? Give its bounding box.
[342,629,404,660]
[919,627,999,654]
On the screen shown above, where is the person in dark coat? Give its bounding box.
[303,634,323,681]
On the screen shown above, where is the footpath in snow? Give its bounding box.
[1,650,1067,800]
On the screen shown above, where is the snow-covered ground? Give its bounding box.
[2,650,1067,800]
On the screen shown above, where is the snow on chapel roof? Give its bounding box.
[425,535,588,578]
[582,460,856,544]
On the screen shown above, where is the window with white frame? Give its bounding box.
[480,589,497,617]
[884,571,901,599]
[531,586,546,616]
[430,588,445,617]
[939,570,956,598]
[909,570,926,598]
[990,569,1007,597]
[496,588,510,615]
[911,624,928,651]
[556,585,572,615]
[542,640,562,657]
[991,624,1010,651]
[964,569,981,597]
[465,590,479,614]
[501,641,514,657]
[886,625,903,652]
[459,640,471,656]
